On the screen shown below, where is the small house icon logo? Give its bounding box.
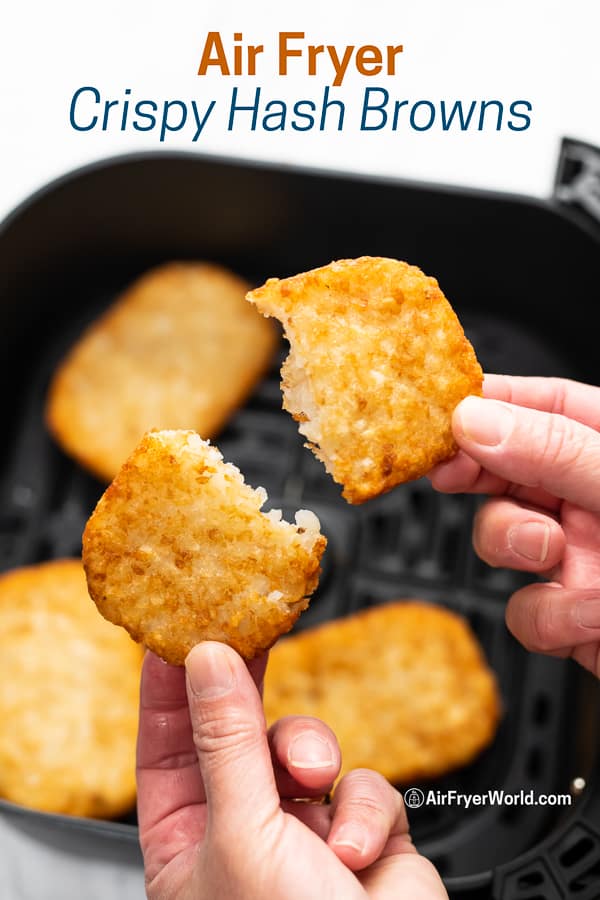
[404,788,425,809]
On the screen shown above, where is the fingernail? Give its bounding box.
[288,731,335,769]
[508,522,551,563]
[331,824,366,854]
[575,599,600,629]
[455,397,514,446]
[185,643,236,698]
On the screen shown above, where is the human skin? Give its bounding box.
[137,644,448,899]
[136,372,600,899]
[429,374,600,676]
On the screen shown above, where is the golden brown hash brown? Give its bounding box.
[83,430,327,665]
[0,559,143,818]
[47,261,277,482]
[247,257,483,504]
[264,601,501,783]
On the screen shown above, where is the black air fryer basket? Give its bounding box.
[1,144,600,899]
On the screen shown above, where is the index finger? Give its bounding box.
[452,397,600,513]
[429,375,600,500]
[483,375,600,432]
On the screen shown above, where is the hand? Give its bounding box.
[137,643,447,900]
[429,374,600,677]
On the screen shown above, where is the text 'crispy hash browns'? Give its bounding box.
[248,257,483,503]
[264,601,501,783]
[83,430,326,665]
[0,559,142,818]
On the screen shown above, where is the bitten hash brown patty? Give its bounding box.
[248,257,483,503]
[83,430,326,665]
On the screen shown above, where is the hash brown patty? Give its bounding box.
[248,257,483,503]
[263,601,500,783]
[0,559,142,818]
[83,430,326,665]
[47,262,277,481]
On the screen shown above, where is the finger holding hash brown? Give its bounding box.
[263,601,500,783]
[247,257,483,503]
[0,559,142,818]
[82,430,326,664]
[47,262,277,482]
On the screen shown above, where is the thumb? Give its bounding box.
[185,641,280,834]
[453,396,600,513]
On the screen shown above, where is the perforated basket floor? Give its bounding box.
[1,289,599,900]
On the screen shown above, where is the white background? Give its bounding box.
[0,3,598,897]
[0,0,599,222]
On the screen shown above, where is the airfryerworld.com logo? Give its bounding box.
[403,788,572,811]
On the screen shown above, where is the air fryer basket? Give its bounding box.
[0,152,599,900]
